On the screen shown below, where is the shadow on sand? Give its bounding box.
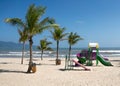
[0,69,27,74]
[110,60,120,62]
[0,62,13,64]
[59,68,90,71]
[36,63,56,66]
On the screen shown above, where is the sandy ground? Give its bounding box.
[0,57,120,86]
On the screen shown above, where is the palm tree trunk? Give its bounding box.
[27,37,33,73]
[21,42,25,64]
[56,40,60,65]
[56,40,59,60]
[41,50,43,60]
[68,45,71,60]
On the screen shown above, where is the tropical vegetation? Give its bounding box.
[18,29,28,64]
[68,32,83,60]
[5,4,58,73]
[37,38,52,60]
[5,3,84,72]
[50,27,68,65]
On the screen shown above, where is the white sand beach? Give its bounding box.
[0,57,120,86]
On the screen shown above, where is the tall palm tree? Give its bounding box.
[5,4,58,73]
[37,38,52,60]
[50,27,68,65]
[68,32,83,60]
[18,29,28,64]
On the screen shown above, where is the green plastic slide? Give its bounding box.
[78,57,86,64]
[97,55,113,66]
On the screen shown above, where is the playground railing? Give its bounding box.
[65,55,74,70]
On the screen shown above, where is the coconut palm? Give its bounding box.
[37,38,52,60]
[5,4,58,73]
[5,18,28,64]
[18,29,28,64]
[68,32,83,60]
[50,27,68,65]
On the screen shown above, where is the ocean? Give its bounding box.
[0,47,120,58]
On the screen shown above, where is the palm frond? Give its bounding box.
[5,18,25,28]
[39,17,49,26]
[46,47,53,51]
[48,18,56,24]
[50,27,67,41]
[26,4,46,32]
[37,46,42,50]
[18,29,28,43]
[37,38,52,51]
[68,32,83,45]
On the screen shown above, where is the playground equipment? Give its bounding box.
[77,43,113,66]
[77,50,108,61]
[65,55,90,71]
[65,55,74,70]
[65,43,113,71]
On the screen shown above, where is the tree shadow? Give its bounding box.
[0,69,27,74]
[59,68,90,71]
[0,62,13,64]
[36,63,56,66]
[110,60,120,62]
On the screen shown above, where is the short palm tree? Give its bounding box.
[5,4,58,73]
[50,27,68,65]
[5,18,28,64]
[68,32,83,60]
[37,38,52,60]
[18,29,28,64]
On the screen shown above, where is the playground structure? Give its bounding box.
[77,43,113,66]
[65,43,113,70]
[65,55,90,70]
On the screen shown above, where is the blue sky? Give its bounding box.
[0,0,120,48]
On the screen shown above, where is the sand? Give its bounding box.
[0,57,120,86]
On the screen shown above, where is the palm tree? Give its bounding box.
[5,18,28,64]
[5,4,58,73]
[68,32,83,60]
[50,27,68,65]
[37,38,52,60]
[18,29,28,64]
